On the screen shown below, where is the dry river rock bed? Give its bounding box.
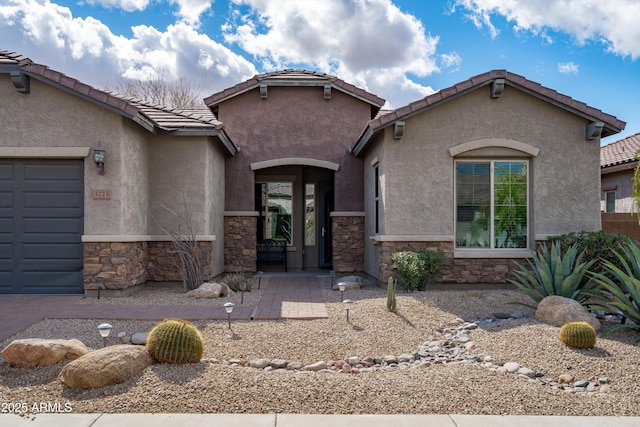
[1,284,640,415]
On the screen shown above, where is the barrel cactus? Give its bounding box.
[146,318,205,364]
[559,321,596,349]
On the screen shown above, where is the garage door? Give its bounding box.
[0,159,84,294]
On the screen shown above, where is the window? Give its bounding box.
[456,160,528,249]
[258,182,293,244]
[305,183,315,245]
[605,191,616,213]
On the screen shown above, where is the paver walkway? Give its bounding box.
[0,275,327,342]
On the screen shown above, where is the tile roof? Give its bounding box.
[352,69,626,156]
[601,132,640,168]
[0,50,233,148]
[204,69,385,108]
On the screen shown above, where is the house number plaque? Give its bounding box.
[92,189,112,200]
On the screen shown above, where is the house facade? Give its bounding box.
[600,132,640,213]
[0,50,626,294]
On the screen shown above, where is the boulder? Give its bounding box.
[1,338,90,368]
[186,282,230,298]
[61,345,153,389]
[332,275,364,291]
[130,332,148,345]
[535,295,601,331]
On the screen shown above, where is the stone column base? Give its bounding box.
[224,215,257,272]
[332,214,365,273]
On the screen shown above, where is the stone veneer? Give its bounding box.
[378,241,528,284]
[332,215,365,273]
[224,216,257,272]
[84,240,215,290]
[83,242,148,290]
[147,241,214,282]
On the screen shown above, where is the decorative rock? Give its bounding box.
[535,295,601,331]
[573,380,589,388]
[60,345,153,389]
[398,354,414,363]
[599,377,609,384]
[1,338,90,368]
[559,374,575,384]
[270,359,288,369]
[599,384,611,393]
[511,311,524,319]
[342,364,352,373]
[249,359,270,369]
[130,332,148,345]
[492,312,511,319]
[286,361,303,370]
[304,361,328,371]
[186,282,230,298]
[465,341,477,351]
[518,367,536,378]
[462,323,478,330]
[347,356,360,366]
[503,362,520,373]
[384,355,398,364]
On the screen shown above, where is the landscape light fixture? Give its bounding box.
[338,283,346,302]
[343,299,353,322]
[97,323,113,347]
[93,147,106,175]
[224,302,235,329]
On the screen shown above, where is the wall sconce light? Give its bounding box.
[93,147,106,175]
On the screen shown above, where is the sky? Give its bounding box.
[1,0,639,143]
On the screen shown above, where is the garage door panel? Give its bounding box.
[0,164,14,181]
[0,159,83,294]
[20,271,82,293]
[23,191,83,209]
[24,217,83,234]
[23,243,82,260]
[0,191,13,207]
[23,163,83,181]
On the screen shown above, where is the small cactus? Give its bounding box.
[146,318,204,364]
[559,321,596,349]
[387,277,397,313]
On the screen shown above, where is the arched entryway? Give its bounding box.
[253,163,335,271]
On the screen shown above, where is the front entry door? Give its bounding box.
[318,180,333,269]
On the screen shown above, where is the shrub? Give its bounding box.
[146,318,205,364]
[509,241,599,309]
[223,271,252,292]
[548,230,632,276]
[559,321,596,348]
[589,241,640,333]
[390,250,445,291]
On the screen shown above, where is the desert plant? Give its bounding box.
[589,242,640,333]
[157,204,204,291]
[146,318,204,364]
[386,277,397,313]
[223,271,252,292]
[508,241,598,309]
[548,230,632,277]
[559,321,596,348]
[391,249,445,291]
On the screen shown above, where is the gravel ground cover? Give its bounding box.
[1,279,640,416]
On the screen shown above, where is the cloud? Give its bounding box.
[0,0,256,97]
[223,0,453,107]
[84,0,151,12]
[557,61,578,75]
[168,0,214,26]
[452,0,640,59]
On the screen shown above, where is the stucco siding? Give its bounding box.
[0,77,148,236]
[207,138,226,276]
[363,137,384,278]
[601,168,635,213]
[377,86,601,241]
[219,86,370,212]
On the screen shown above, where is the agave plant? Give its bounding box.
[588,242,640,333]
[508,241,598,309]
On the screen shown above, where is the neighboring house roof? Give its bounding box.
[204,69,385,112]
[0,50,237,155]
[601,132,640,173]
[352,69,627,156]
